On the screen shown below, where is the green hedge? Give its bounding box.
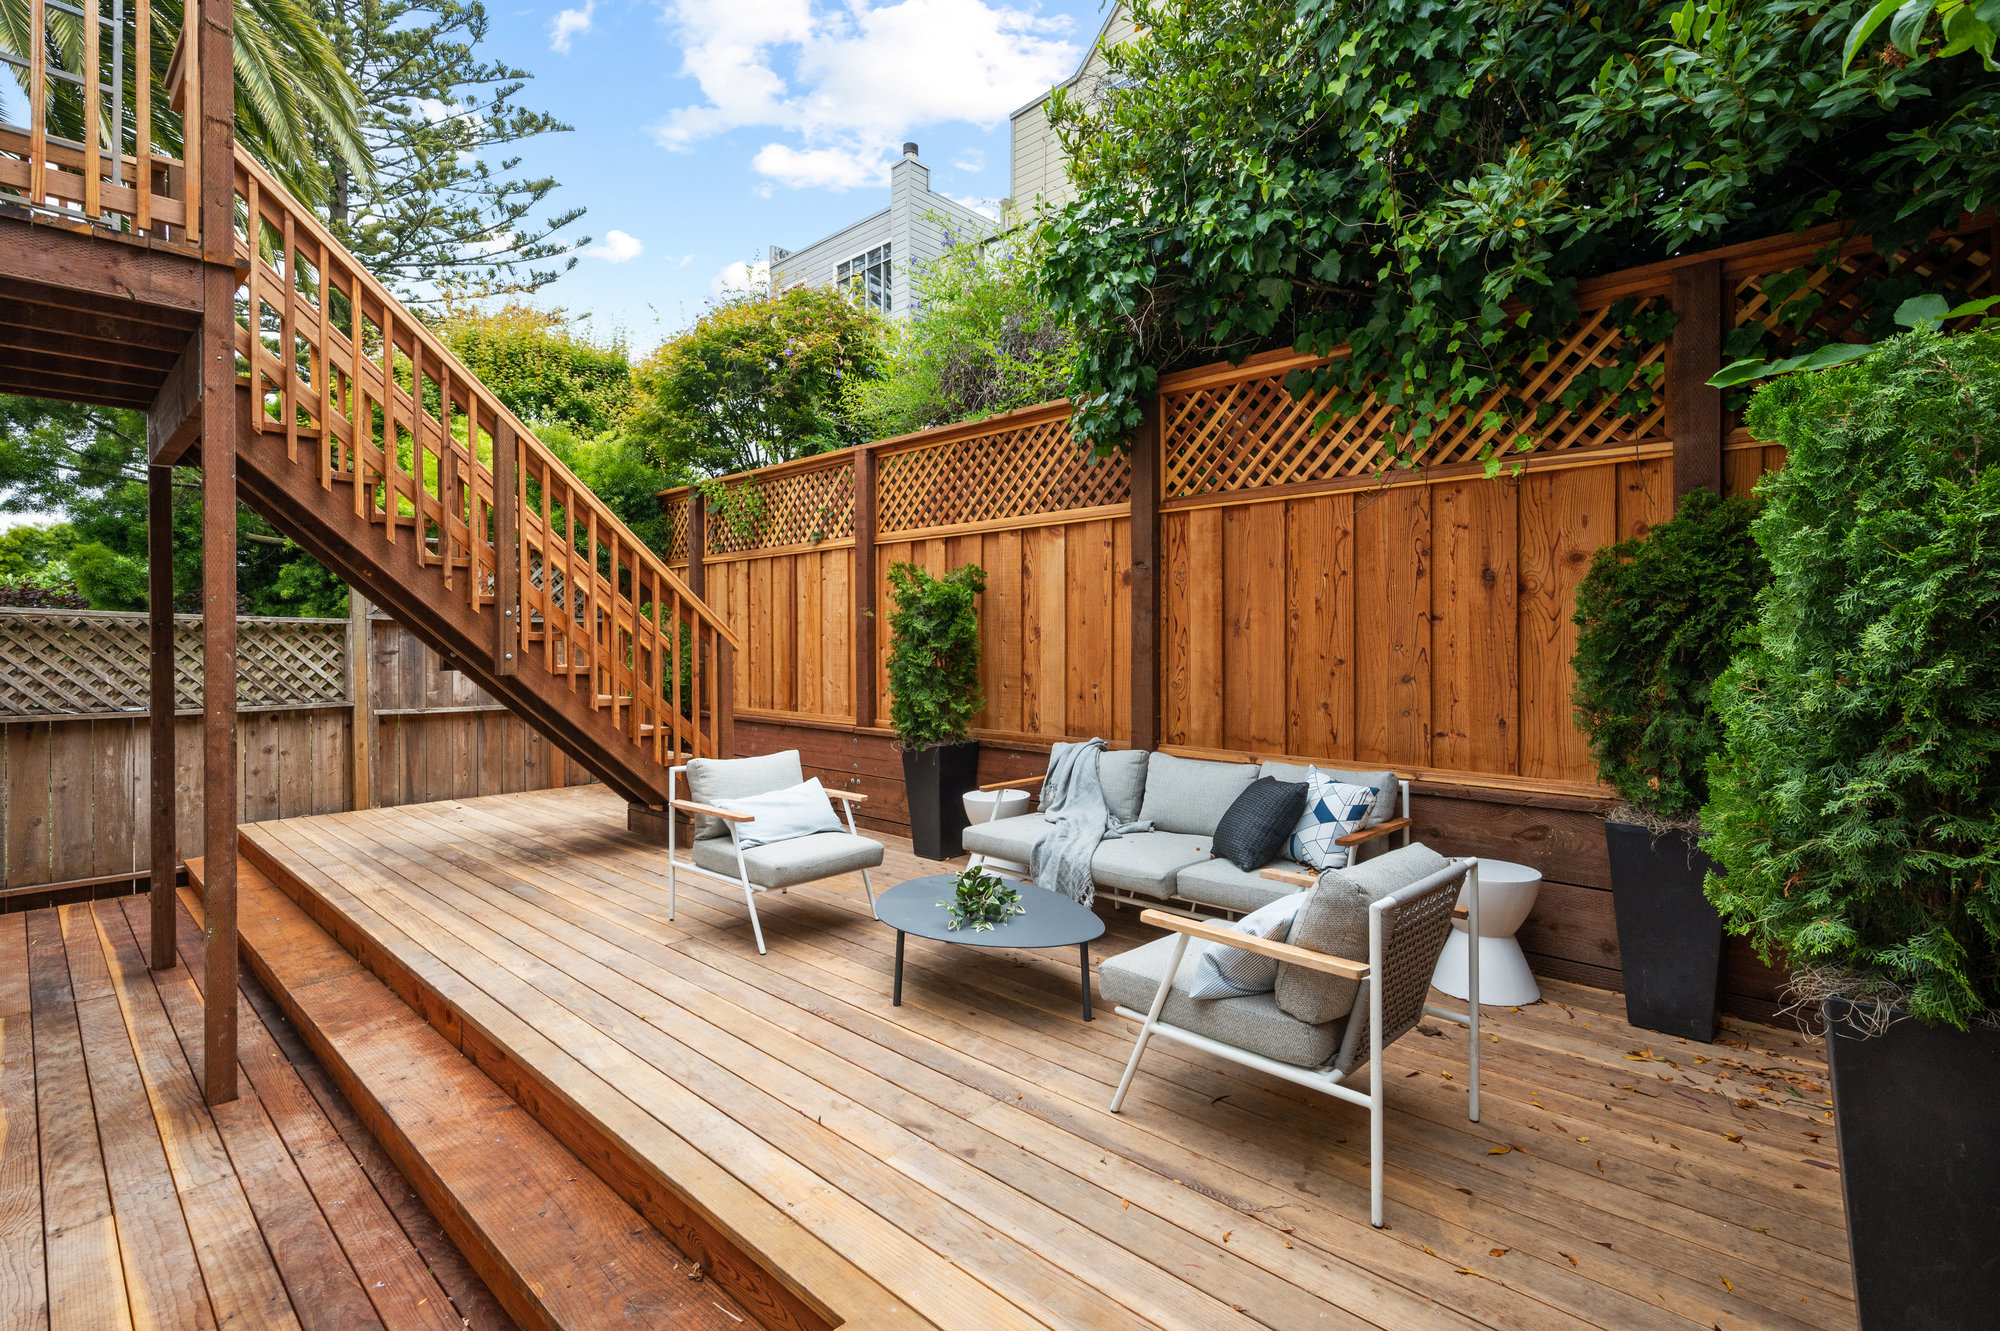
[884,562,987,750]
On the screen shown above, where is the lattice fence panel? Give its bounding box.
[1163,299,1669,500]
[707,460,856,555]
[0,610,351,719]
[661,493,690,563]
[1732,228,1995,356]
[877,416,1129,534]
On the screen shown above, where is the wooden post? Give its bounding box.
[715,637,735,758]
[1670,259,1726,503]
[685,491,706,602]
[493,420,519,675]
[147,464,177,970]
[851,445,877,729]
[1128,396,1162,751]
[197,0,237,1108]
[348,588,374,809]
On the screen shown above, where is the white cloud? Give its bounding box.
[550,0,595,53]
[678,253,695,267]
[952,147,985,173]
[585,229,644,262]
[467,230,516,256]
[942,192,1000,220]
[709,259,770,298]
[654,0,1076,190]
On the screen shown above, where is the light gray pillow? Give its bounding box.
[1138,753,1258,836]
[1186,890,1308,998]
[685,750,804,839]
[1260,760,1399,827]
[1276,842,1450,1023]
[1097,749,1149,825]
[714,778,844,847]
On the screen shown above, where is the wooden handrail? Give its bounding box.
[228,148,741,772]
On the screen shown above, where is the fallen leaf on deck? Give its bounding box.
[1488,1248,1508,1257]
[1720,1276,1733,1292]
[1723,1132,1742,1142]
[1558,1251,1578,1266]
[1487,1145,1513,1155]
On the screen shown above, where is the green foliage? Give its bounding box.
[1702,328,2000,1028]
[539,423,685,556]
[937,864,1026,933]
[1846,0,2000,72]
[1038,0,2000,459]
[884,561,986,750]
[66,543,149,612]
[847,227,1075,437]
[1571,491,1769,820]
[438,304,633,434]
[628,286,887,476]
[0,523,76,584]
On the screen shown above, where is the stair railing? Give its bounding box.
[230,149,739,771]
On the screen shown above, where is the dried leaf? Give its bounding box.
[1488,1248,1508,1257]
[1487,1145,1513,1155]
[1720,1276,1733,1292]
[1559,1251,1578,1266]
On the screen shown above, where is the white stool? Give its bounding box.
[962,788,1032,874]
[1432,858,1542,1006]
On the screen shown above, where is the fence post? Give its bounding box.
[1128,396,1162,751]
[349,589,374,809]
[686,494,706,602]
[1669,259,1726,501]
[147,465,177,970]
[851,445,877,729]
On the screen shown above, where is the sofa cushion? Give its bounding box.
[1099,934,1345,1068]
[686,750,805,839]
[962,813,1051,863]
[1259,760,1399,828]
[713,778,845,848]
[1089,832,1211,899]
[1277,842,1451,1023]
[1139,754,1258,837]
[1211,777,1311,872]
[691,830,884,890]
[1097,748,1150,825]
[1173,856,1301,916]
[1187,891,1309,999]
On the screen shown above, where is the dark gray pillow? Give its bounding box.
[1208,777,1310,873]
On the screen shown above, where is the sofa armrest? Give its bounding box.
[1139,909,1369,981]
[1335,816,1412,848]
[670,798,753,824]
[825,788,868,804]
[1259,866,1317,888]
[978,774,1048,793]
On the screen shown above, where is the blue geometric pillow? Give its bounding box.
[1289,772,1380,871]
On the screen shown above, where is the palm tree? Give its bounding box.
[0,0,370,207]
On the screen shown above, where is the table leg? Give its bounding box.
[1079,941,1092,1021]
[894,931,905,1007]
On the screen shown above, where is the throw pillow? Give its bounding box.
[713,778,845,848]
[1276,843,1450,1023]
[1138,753,1259,836]
[1210,777,1311,872]
[1186,891,1309,999]
[1289,772,1381,871]
[686,750,805,839]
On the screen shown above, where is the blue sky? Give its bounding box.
[475,0,1112,352]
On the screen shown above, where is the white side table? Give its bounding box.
[962,788,1032,873]
[1431,858,1543,1006]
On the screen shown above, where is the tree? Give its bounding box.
[628,287,888,476]
[1036,0,2000,459]
[313,0,583,303]
[438,303,633,434]
[847,225,1076,438]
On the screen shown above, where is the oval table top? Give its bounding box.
[875,873,1106,950]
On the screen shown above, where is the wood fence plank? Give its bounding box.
[7,724,53,889]
[982,530,1023,734]
[1222,503,1286,751]
[1065,520,1115,740]
[1431,480,1518,776]
[1285,495,1356,760]
[1112,518,1132,746]
[1021,526,1066,738]
[1182,508,1224,749]
[1353,487,1431,768]
[1518,467,1616,784]
[1615,457,1673,542]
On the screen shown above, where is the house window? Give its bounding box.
[836,243,892,313]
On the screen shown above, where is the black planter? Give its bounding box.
[1604,821,1724,1041]
[1825,998,2000,1329]
[902,741,980,861]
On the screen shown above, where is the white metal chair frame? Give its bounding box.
[663,764,879,955]
[1108,857,1481,1228]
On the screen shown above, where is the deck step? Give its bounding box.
[185,855,753,1331]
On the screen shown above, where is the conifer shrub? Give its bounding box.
[1570,489,1768,822]
[884,562,987,749]
[1703,329,2000,1028]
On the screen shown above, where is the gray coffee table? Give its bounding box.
[876,874,1106,1019]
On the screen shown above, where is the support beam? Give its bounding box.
[198,0,238,1108]
[148,465,177,970]
[1669,259,1726,503]
[493,420,519,676]
[0,216,204,313]
[349,589,375,809]
[1128,396,1162,751]
[148,331,201,465]
[851,445,877,729]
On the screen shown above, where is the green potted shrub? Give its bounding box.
[1571,489,1768,1040]
[885,560,987,859]
[1702,328,2000,1328]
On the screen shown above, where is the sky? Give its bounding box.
[478,0,1113,352]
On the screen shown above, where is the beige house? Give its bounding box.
[1007,4,1140,214]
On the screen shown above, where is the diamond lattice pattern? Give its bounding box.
[877,417,1129,534]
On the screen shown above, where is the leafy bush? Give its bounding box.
[1702,328,2000,1028]
[67,542,148,611]
[438,303,633,434]
[884,561,986,749]
[1570,490,1768,821]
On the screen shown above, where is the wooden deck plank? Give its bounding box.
[0,914,49,1331]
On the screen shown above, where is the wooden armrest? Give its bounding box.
[1335,816,1412,848]
[670,798,753,824]
[1139,909,1369,982]
[1259,866,1317,888]
[1454,904,1469,920]
[825,788,869,804]
[978,774,1048,793]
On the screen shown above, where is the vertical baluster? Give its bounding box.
[410,336,427,563]
[561,474,576,680]
[134,0,149,232]
[282,210,298,460]
[29,0,46,207]
[350,275,366,516]
[540,453,554,675]
[84,0,101,219]
[110,0,123,203]
[517,431,530,667]
[588,507,600,697]
[380,312,397,541]
[180,16,197,245]
[245,173,261,425]
[316,237,332,487]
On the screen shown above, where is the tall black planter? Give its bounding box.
[902,741,980,861]
[1826,998,2000,1329]
[1605,821,1724,1041]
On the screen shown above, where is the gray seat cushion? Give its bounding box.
[962,813,1052,863]
[686,750,805,839]
[1138,754,1258,836]
[1173,856,1303,915]
[691,831,884,890]
[1259,760,1399,828]
[1089,832,1211,899]
[1278,842,1451,1023]
[1099,934,1345,1068]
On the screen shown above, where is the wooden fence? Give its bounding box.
[660,212,1996,1023]
[0,608,580,904]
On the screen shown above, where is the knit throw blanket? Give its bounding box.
[1029,738,1151,907]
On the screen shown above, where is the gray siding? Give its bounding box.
[1009,4,1138,214]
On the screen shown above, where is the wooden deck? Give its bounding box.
[0,894,519,1330]
[236,786,1857,1331]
